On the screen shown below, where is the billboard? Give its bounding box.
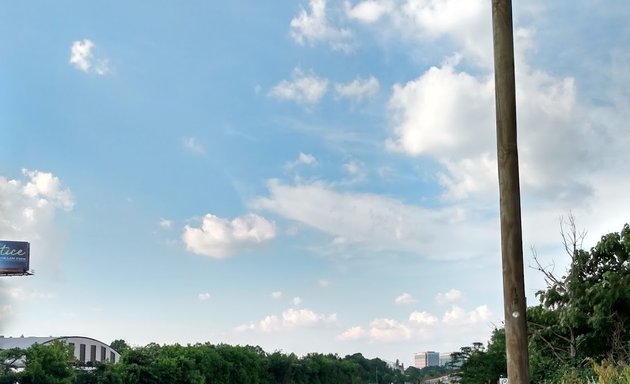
[0,240,30,275]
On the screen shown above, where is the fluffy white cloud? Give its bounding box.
[385,58,494,160]
[251,179,496,260]
[436,288,462,305]
[290,0,353,51]
[337,325,366,340]
[271,291,283,299]
[182,213,276,258]
[442,305,492,325]
[0,169,74,245]
[394,292,416,305]
[337,304,495,345]
[269,69,329,105]
[345,0,392,23]
[408,311,438,326]
[0,170,74,323]
[368,318,412,342]
[286,153,318,169]
[236,307,337,333]
[197,292,211,301]
[69,39,109,75]
[292,296,302,306]
[334,76,380,101]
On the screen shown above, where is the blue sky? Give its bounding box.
[1,0,629,367]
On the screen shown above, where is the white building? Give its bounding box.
[0,336,121,367]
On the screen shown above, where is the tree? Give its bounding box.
[531,219,630,363]
[110,340,130,354]
[20,341,76,384]
[453,328,506,384]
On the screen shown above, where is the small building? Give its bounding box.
[0,335,121,367]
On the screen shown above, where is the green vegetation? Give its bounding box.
[453,220,630,383]
[0,342,448,384]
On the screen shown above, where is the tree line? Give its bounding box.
[0,339,449,384]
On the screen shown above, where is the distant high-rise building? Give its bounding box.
[414,351,440,369]
[439,352,452,367]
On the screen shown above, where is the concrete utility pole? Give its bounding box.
[491,0,530,383]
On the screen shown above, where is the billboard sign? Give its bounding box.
[0,241,30,274]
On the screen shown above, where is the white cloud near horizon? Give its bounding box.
[290,0,353,52]
[394,292,416,305]
[235,307,337,333]
[269,69,329,105]
[338,304,495,344]
[436,288,462,305]
[271,291,283,299]
[182,213,276,259]
[69,39,109,75]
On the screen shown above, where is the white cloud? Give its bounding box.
[251,179,496,260]
[197,292,211,301]
[292,296,302,306]
[21,169,74,211]
[368,318,412,342]
[286,152,318,169]
[442,304,492,325]
[0,170,74,266]
[409,311,438,326]
[337,303,496,345]
[183,137,204,154]
[436,288,463,305]
[69,39,109,75]
[394,292,416,305]
[343,161,361,175]
[290,0,353,52]
[334,76,380,101]
[236,307,337,333]
[337,325,367,340]
[271,291,283,299]
[269,69,329,105]
[182,213,276,258]
[159,218,173,229]
[345,0,392,23]
[385,58,494,160]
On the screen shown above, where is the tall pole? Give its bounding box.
[491,0,530,383]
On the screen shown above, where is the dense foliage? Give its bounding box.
[0,342,448,384]
[453,221,630,383]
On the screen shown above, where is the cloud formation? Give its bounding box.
[182,213,276,258]
[394,292,416,305]
[269,69,329,105]
[334,76,380,101]
[69,39,109,75]
[236,307,337,333]
[338,303,495,344]
[252,179,496,260]
[290,0,353,51]
[436,288,462,305]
